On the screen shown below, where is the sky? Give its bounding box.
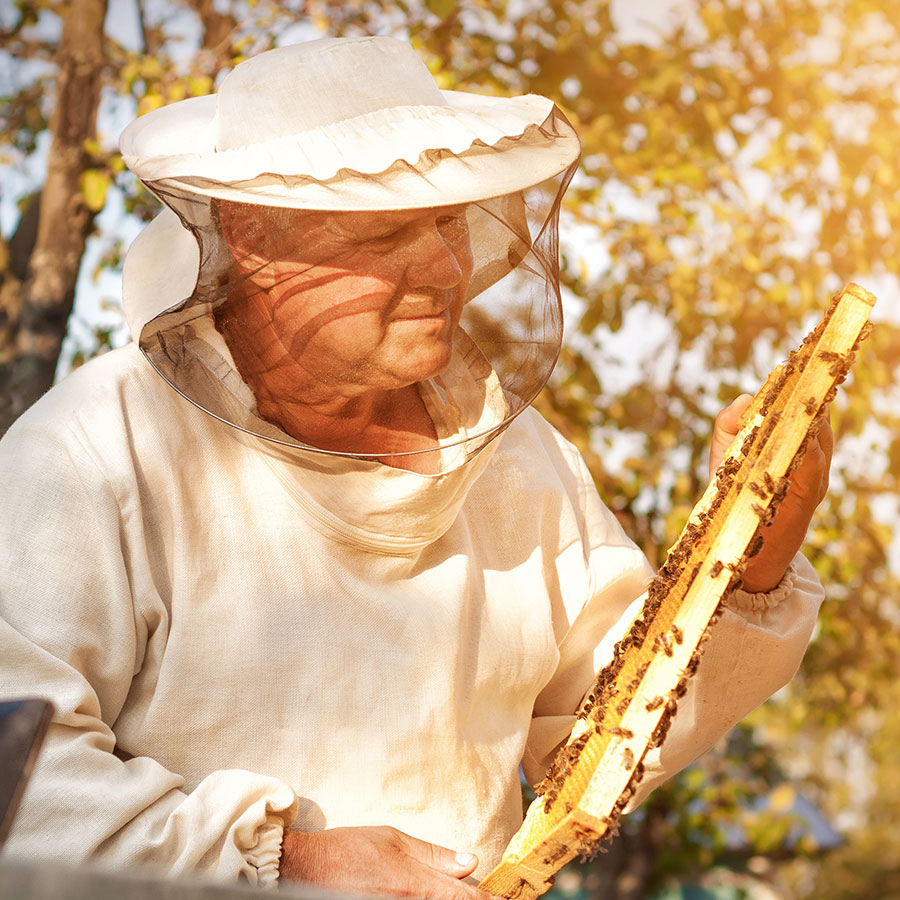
[2,0,897,575]
[4,0,898,349]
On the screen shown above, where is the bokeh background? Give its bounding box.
[2,1,899,897]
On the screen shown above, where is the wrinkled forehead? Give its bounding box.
[217,199,468,241]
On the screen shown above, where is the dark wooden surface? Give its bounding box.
[0,699,53,848]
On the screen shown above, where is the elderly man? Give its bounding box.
[213,200,476,466]
[0,36,829,897]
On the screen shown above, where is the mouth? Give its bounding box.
[391,308,451,323]
[387,311,453,339]
[390,291,457,324]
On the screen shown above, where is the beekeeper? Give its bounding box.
[0,36,830,896]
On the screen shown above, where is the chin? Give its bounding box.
[387,361,449,388]
[407,345,455,383]
[377,333,453,385]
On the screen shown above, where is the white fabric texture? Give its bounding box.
[118,37,581,210]
[0,344,824,884]
[123,92,558,185]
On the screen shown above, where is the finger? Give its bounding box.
[719,393,754,433]
[708,393,753,478]
[788,448,829,511]
[395,857,493,900]
[816,408,834,461]
[804,403,832,462]
[783,404,833,493]
[396,830,479,879]
[412,867,493,900]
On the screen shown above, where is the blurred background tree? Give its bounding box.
[2,0,898,897]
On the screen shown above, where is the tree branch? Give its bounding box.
[0,0,108,434]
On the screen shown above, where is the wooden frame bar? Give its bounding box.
[479,283,876,900]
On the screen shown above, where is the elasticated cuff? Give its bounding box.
[725,559,798,613]
[243,814,288,888]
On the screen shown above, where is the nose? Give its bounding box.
[403,220,465,290]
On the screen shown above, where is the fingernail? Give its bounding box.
[456,852,477,868]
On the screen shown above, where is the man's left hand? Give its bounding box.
[707,394,833,594]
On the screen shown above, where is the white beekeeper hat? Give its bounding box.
[119,36,581,466]
[119,35,581,211]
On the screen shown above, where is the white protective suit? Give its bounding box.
[0,337,823,886]
[0,35,824,889]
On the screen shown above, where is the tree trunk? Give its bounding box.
[0,0,107,435]
[186,0,238,53]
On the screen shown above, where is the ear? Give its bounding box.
[217,200,267,257]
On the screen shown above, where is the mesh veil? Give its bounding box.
[135,120,577,474]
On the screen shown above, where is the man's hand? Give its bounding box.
[708,394,833,594]
[279,825,493,900]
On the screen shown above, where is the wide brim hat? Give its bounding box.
[119,35,581,211]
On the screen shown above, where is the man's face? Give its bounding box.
[219,202,475,395]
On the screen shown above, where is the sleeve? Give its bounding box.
[627,553,822,807]
[522,440,824,799]
[0,416,298,886]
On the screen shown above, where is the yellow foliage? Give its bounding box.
[188,75,214,97]
[79,169,108,212]
[7,0,900,889]
[768,783,796,814]
[137,93,164,116]
[741,254,762,273]
[433,70,456,90]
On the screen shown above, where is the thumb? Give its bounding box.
[708,393,753,479]
[400,833,479,878]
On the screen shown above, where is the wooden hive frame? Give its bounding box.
[479,283,876,900]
